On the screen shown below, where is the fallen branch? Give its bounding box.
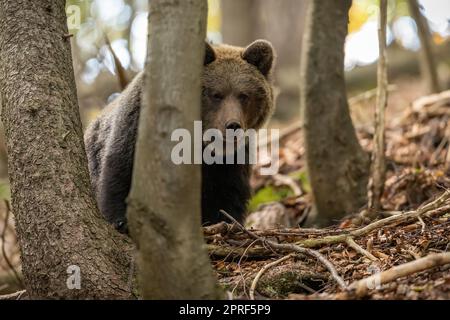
[297,191,450,248]
[203,221,240,236]
[207,193,449,261]
[412,90,450,112]
[220,210,348,291]
[249,254,294,300]
[349,252,450,296]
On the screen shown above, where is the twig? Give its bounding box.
[220,210,348,291]
[349,85,397,106]
[367,0,388,213]
[249,254,294,300]
[349,252,450,296]
[235,239,260,297]
[203,221,240,235]
[103,33,128,90]
[1,200,24,288]
[345,237,378,261]
[417,216,426,233]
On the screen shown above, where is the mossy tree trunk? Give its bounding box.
[0,0,134,299]
[300,0,369,227]
[126,0,222,299]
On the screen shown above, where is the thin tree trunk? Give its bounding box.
[300,0,369,227]
[0,0,134,299]
[367,0,388,214]
[408,0,440,94]
[127,0,222,299]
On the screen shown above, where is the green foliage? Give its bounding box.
[247,170,311,212]
[248,185,293,212]
[288,169,311,194]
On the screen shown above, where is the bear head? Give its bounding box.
[201,40,275,142]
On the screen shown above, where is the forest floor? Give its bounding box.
[207,78,450,300]
[0,78,449,299]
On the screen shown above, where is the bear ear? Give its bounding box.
[204,42,216,65]
[242,40,274,77]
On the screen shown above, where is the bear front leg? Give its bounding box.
[97,152,133,234]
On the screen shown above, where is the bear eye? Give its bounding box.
[211,92,224,102]
[238,93,249,104]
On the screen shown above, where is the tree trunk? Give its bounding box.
[221,0,257,46]
[127,0,222,299]
[0,0,134,299]
[407,0,441,94]
[300,0,369,227]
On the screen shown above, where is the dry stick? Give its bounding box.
[219,210,348,291]
[0,200,24,288]
[367,0,388,215]
[345,237,378,261]
[104,34,129,90]
[348,84,397,106]
[298,191,450,248]
[249,254,294,300]
[408,0,440,94]
[350,252,450,297]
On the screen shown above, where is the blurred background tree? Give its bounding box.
[58,0,450,128]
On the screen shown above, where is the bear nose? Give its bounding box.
[225,121,242,131]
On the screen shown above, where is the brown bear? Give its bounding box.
[84,40,276,233]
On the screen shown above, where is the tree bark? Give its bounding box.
[300,0,369,227]
[127,0,222,299]
[0,0,134,299]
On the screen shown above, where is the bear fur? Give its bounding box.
[84,40,275,233]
